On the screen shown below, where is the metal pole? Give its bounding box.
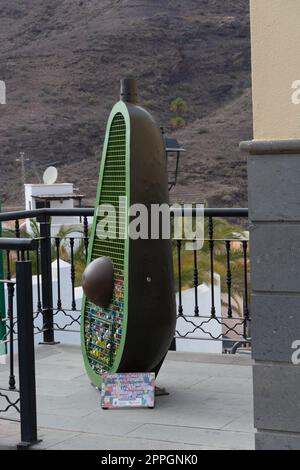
[16,260,39,448]
[16,152,30,209]
[0,199,6,357]
[7,282,15,390]
[39,214,56,344]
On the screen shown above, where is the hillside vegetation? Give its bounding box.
[0,0,252,208]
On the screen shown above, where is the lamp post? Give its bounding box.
[16,151,30,208]
[161,128,185,190]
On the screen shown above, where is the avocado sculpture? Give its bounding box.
[81,79,176,388]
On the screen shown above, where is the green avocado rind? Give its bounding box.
[80,101,130,388]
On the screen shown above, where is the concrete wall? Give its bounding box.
[244,0,300,450]
[250,0,300,139]
[241,142,300,449]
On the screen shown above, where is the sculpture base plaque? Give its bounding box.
[101,372,155,409]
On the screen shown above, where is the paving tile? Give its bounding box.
[33,428,80,449]
[161,359,252,380]
[36,377,88,398]
[36,390,101,417]
[0,345,254,450]
[35,364,84,381]
[189,376,253,395]
[221,412,255,433]
[0,421,20,449]
[35,391,247,433]
[42,432,213,450]
[127,423,255,450]
[156,373,211,391]
[36,411,145,436]
[167,351,252,366]
[0,420,19,437]
[36,351,83,367]
[34,370,254,432]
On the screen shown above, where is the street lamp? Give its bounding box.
[16,152,30,208]
[161,128,185,190]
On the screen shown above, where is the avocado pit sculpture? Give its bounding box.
[81,79,176,387]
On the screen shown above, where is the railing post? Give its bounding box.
[39,214,56,344]
[16,259,39,448]
[7,282,15,390]
[0,200,6,357]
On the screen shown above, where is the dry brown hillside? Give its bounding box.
[0,0,252,209]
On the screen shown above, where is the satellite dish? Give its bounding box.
[43,166,58,185]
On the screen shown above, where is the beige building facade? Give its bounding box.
[250,0,300,140]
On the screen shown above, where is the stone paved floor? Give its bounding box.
[0,345,254,450]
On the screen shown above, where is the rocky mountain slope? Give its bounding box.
[0,0,252,208]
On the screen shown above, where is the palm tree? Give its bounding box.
[170,97,188,129]
[170,97,188,114]
[51,225,81,260]
[173,217,249,316]
[2,220,83,278]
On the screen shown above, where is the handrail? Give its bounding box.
[0,207,93,222]
[0,207,248,223]
[171,208,248,218]
[0,238,38,251]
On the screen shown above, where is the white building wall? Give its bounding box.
[175,274,222,354]
[24,183,80,236]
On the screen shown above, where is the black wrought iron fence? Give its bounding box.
[0,238,39,448]
[173,209,250,353]
[0,207,250,353]
[0,209,90,343]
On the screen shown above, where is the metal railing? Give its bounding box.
[173,209,250,352]
[0,207,250,353]
[0,238,39,448]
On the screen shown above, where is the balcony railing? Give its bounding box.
[0,207,250,349]
[0,237,38,448]
[0,207,250,445]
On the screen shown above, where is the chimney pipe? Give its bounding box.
[120,78,138,104]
